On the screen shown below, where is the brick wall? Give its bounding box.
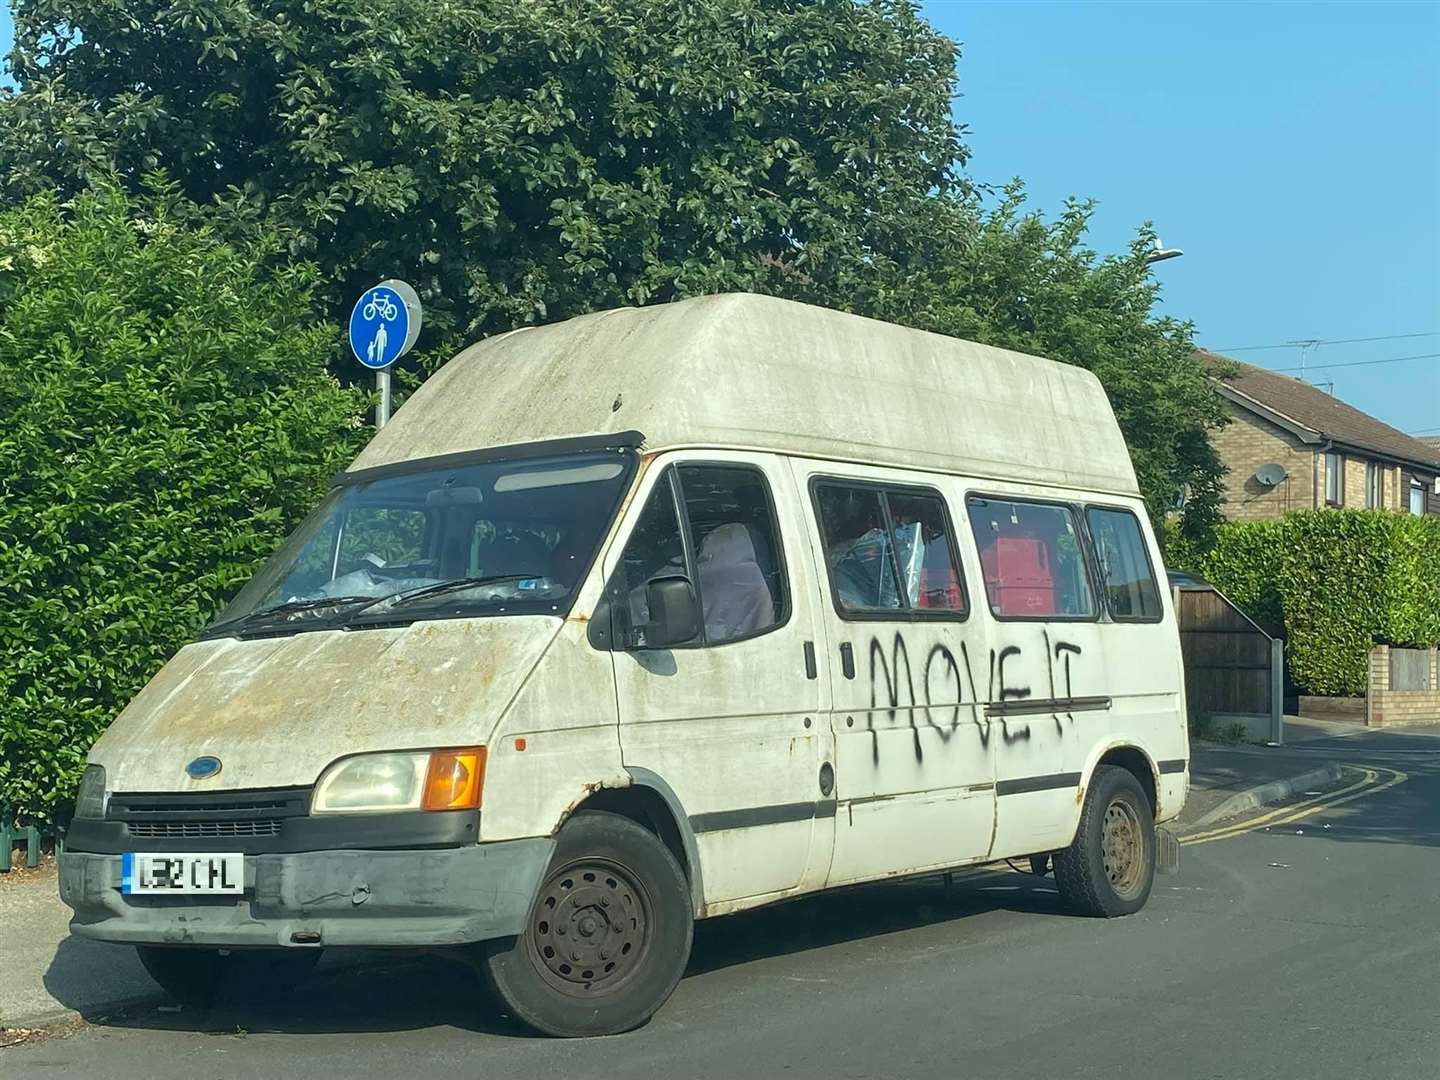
[1211,404,1318,522]
[1367,644,1440,727]
[1214,401,1423,521]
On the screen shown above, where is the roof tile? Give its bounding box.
[1201,351,1440,470]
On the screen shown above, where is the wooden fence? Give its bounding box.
[1173,580,1282,740]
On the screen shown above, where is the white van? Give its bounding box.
[61,294,1187,1036]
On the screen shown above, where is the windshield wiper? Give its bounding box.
[207,595,379,635]
[362,575,537,612]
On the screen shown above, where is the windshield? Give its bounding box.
[204,447,636,637]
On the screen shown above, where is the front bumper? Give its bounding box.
[60,839,555,948]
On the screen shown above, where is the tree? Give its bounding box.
[876,185,1228,548]
[0,183,366,817]
[0,0,967,354]
[0,2,1225,544]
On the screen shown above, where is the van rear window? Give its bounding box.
[966,497,1095,620]
[1085,507,1163,621]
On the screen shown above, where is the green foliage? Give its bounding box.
[0,183,366,817]
[0,0,965,354]
[1191,715,1249,746]
[877,186,1228,548]
[0,0,1226,546]
[1188,518,1285,629]
[1192,510,1440,696]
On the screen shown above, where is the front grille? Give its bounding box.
[128,819,283,839]
[108,786,309,844]
[116,796,299,817]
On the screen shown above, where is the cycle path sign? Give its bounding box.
[348,280,422,370]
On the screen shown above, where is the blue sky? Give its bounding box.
[3,2,1437,432]
[924,0,1440,435]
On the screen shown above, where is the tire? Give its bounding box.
[136,945,322,1007]
[480,810,693,1037]
[1053,765,1156,918]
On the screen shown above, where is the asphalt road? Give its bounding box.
[9,726,1440,1080]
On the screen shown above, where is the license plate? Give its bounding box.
[122,852,244,895]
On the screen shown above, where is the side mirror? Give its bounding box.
[642,575,701,648]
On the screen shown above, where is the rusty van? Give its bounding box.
[60,294,1187,1036]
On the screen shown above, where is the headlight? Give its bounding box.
[75,764,107,819]
[312,748,486,814]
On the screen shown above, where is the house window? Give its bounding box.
[1366,462,1382,509]
[1325,452,1342,505]
[1410,479,1426,516]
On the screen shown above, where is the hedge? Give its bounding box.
[1191,509,1440,696]
[0,183,367,819]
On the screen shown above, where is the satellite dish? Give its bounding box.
[1254,463,1288,488]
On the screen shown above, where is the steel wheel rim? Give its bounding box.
[526,857,653,998]
[1101,798,1146,899]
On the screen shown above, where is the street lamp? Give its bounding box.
[1145,236,1184,265]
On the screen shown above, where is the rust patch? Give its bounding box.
[614,454,655,518]
[554,777,629,834]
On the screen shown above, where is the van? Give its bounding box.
[60,293,1187,1037]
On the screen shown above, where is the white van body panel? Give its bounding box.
[69,294,1188,955]
[481,616,628,844]
[787,458,998,886]
[603,450,836,910]
[89,617,559,792]
[345,293,1140,501]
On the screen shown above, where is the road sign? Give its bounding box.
[348,280,422,370]
[348,280,423,428]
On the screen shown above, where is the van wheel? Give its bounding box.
[136,945,322,1007]
[480,810,693,1037]
[1053,765,1156,917]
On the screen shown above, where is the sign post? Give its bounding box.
[348,280,422,428]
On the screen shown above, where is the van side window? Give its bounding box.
[1085,507,1163,621]
[814,483,966,617]
[967,496,1095,619]
[677,465,787,643]
[616,465,787,647]
[617,475,688,646]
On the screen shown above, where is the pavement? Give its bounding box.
[0,863,369,1032]
[0,860,155,1031]
[1178,715,1365,829]
[3,719,1438,1077]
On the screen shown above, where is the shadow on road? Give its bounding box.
[58,867,1064,1039]
[1261,762,1440,849]
[688,867,1067,976]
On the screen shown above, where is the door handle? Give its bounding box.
[839,642,855,680]
[803,641,818,680]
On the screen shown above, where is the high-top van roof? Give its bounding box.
[347,293,1139,497]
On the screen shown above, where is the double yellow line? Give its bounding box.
[1181,765,1409,846]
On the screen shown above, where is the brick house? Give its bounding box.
[1202,353,1440,522]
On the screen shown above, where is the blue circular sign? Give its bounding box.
[349,284,413,370]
